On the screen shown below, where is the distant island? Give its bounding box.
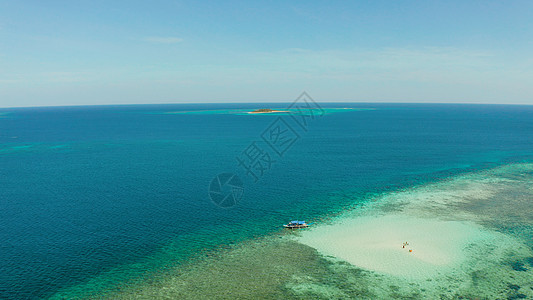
[248,108,289,114]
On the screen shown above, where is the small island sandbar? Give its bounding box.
[298,214,494,280]
[298,163,533,283]
[247,108,290,114]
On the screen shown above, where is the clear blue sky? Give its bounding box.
[1,0,532,107]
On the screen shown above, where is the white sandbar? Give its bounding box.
[298,214,491,280]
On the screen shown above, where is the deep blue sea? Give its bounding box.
[1,103,532,299]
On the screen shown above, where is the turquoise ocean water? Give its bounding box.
[1,103,532,299]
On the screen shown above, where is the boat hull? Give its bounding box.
[283,224,308,229]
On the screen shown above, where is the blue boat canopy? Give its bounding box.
[289,220,306,224]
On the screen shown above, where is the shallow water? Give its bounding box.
[297,163,533,299]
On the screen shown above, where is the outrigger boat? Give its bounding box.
[283,220,309,229]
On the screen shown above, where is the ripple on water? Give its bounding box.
[49,163,533,299]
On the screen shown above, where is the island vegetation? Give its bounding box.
[248,108,289,114]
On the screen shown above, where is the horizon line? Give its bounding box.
[1,101,533,110]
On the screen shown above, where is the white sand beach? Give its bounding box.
[298,214,492,280]
[298,164,533,284]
